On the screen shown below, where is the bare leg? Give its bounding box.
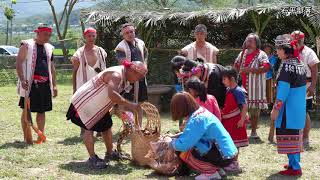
[250,109,260,136]
[21,111,32,144]
[36,112,45,133]
[102,128,113,155]
[83,130,95,157]
[303,113,311,139]
[36,112,46,142]
[303,113,311,148]
[268,119,275,143]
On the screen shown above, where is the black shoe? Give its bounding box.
[104,151,125,162]
[87,155,108,169]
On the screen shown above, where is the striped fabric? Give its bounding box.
[235,50,269,109]
[221,109,240,119]
[247,54,268,109]
[71,66,128,129]
[234,139,249,148]
[276,130,303,154]
[179,150,218,174]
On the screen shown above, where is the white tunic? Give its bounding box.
[181,42,219,63]
[71,66,130,129]
[17,39,54,97]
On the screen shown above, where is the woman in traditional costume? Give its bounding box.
[271,34,307,176]
[170,92,238,180]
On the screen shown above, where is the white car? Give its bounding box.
[0,46,19,56]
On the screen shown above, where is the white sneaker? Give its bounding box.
[195,172,222,180]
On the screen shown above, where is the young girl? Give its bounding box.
[186,77,221,120]
[221,66,249,172]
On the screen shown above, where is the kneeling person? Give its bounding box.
[66,61,147,169]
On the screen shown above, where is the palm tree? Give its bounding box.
[300,19,320,55]
[250,10,272,36]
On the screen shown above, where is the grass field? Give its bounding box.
[0,84,319,180]
[53,49,76,56]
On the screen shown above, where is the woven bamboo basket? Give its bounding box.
[130,102,161,166]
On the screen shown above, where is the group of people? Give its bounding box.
[169,24,318,178]
[15,22,318,179]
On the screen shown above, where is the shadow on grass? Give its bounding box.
[0,140,32,149]
[57,136,82,146]
[144,171,195,180]
[59,160,143,175]
[248,137,265,144]
[266,172,301,180]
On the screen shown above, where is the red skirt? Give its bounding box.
[222,115,249,148]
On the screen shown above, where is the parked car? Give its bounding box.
[0,46,19,56]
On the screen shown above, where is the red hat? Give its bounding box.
[83,27,97,36]
[34,23,53,33]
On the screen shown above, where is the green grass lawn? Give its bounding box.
[0,84,319,179]
[53,49,76,56]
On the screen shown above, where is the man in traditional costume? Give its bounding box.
[115,23,148,121]
[66,61,147,169]
[71,27,107,93]
[180,24,219,64]
[291,31,319,149]
[271,34,306,176]
[71,28,107,138]
[16,24,57,144]
[234,33,270,139]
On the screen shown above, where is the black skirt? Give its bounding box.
[207,65,226,108]
[66,104,113,132]
[123,79,148,102]
[18,82,52,113]
[191,144,234,167]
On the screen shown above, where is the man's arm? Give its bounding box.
[212,52,217,64]
[71,57,80,94]
[16,44,28,90]
[105,72,139,112]
[242,59,270,74]
[309,64,318,95]
[251,64,270,74]
[51,56,57,97]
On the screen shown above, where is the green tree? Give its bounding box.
[300,19,320,55]
[250,11,272,36]
[47,0,91,59]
